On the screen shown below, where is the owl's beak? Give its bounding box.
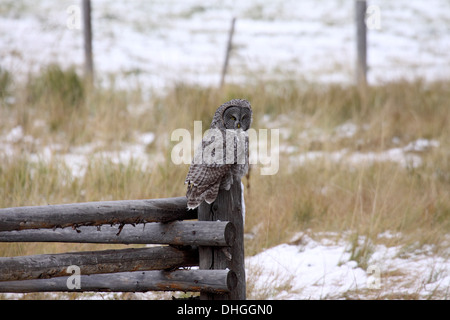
[237,123,241,129]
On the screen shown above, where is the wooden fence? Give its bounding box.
[0,180,246,300]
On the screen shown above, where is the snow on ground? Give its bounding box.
[0,125,159,178]
[289,139,440,169]
[1,0,449,89]
[246,232,449,299]
[257,115,441,169]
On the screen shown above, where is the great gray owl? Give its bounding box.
[185,99,252,209]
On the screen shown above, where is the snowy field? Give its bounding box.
[0,1,449,300]
[246,232,449,299]
[1,0,450,88]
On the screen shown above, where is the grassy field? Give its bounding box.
[0,65,449,299]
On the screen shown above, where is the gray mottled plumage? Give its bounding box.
[185,99,252,209]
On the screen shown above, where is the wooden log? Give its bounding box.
[0,269,237,294]
[0,246,198,282]
[0,197,196,232]
[0,221,235,246]
[198,177,246,300]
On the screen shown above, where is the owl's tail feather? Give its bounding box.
[186,182,220,210]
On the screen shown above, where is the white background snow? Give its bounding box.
[0,0,449,299]
[1,0,450,88]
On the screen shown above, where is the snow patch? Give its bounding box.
[246,232,450,299]
[291,138,439,169]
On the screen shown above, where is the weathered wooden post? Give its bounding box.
[82,0,94,83]
[355,0,367,88]
[198,178,246,300]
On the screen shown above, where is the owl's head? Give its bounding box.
[212,99,252,131]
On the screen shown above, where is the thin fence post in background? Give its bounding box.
[82,0,94,83]
[355,0,367,88]
[220,17,236,88]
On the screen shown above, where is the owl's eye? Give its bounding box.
[230,116,236,121]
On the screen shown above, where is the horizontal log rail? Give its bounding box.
[0,189,246,299]
[0,246,198,282]
[0,221,235,246]
[0,197,196,232]
[0,269,237,294]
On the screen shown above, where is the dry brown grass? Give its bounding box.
[1,65,449,299]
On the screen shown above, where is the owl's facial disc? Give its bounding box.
[223,106,240,129]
